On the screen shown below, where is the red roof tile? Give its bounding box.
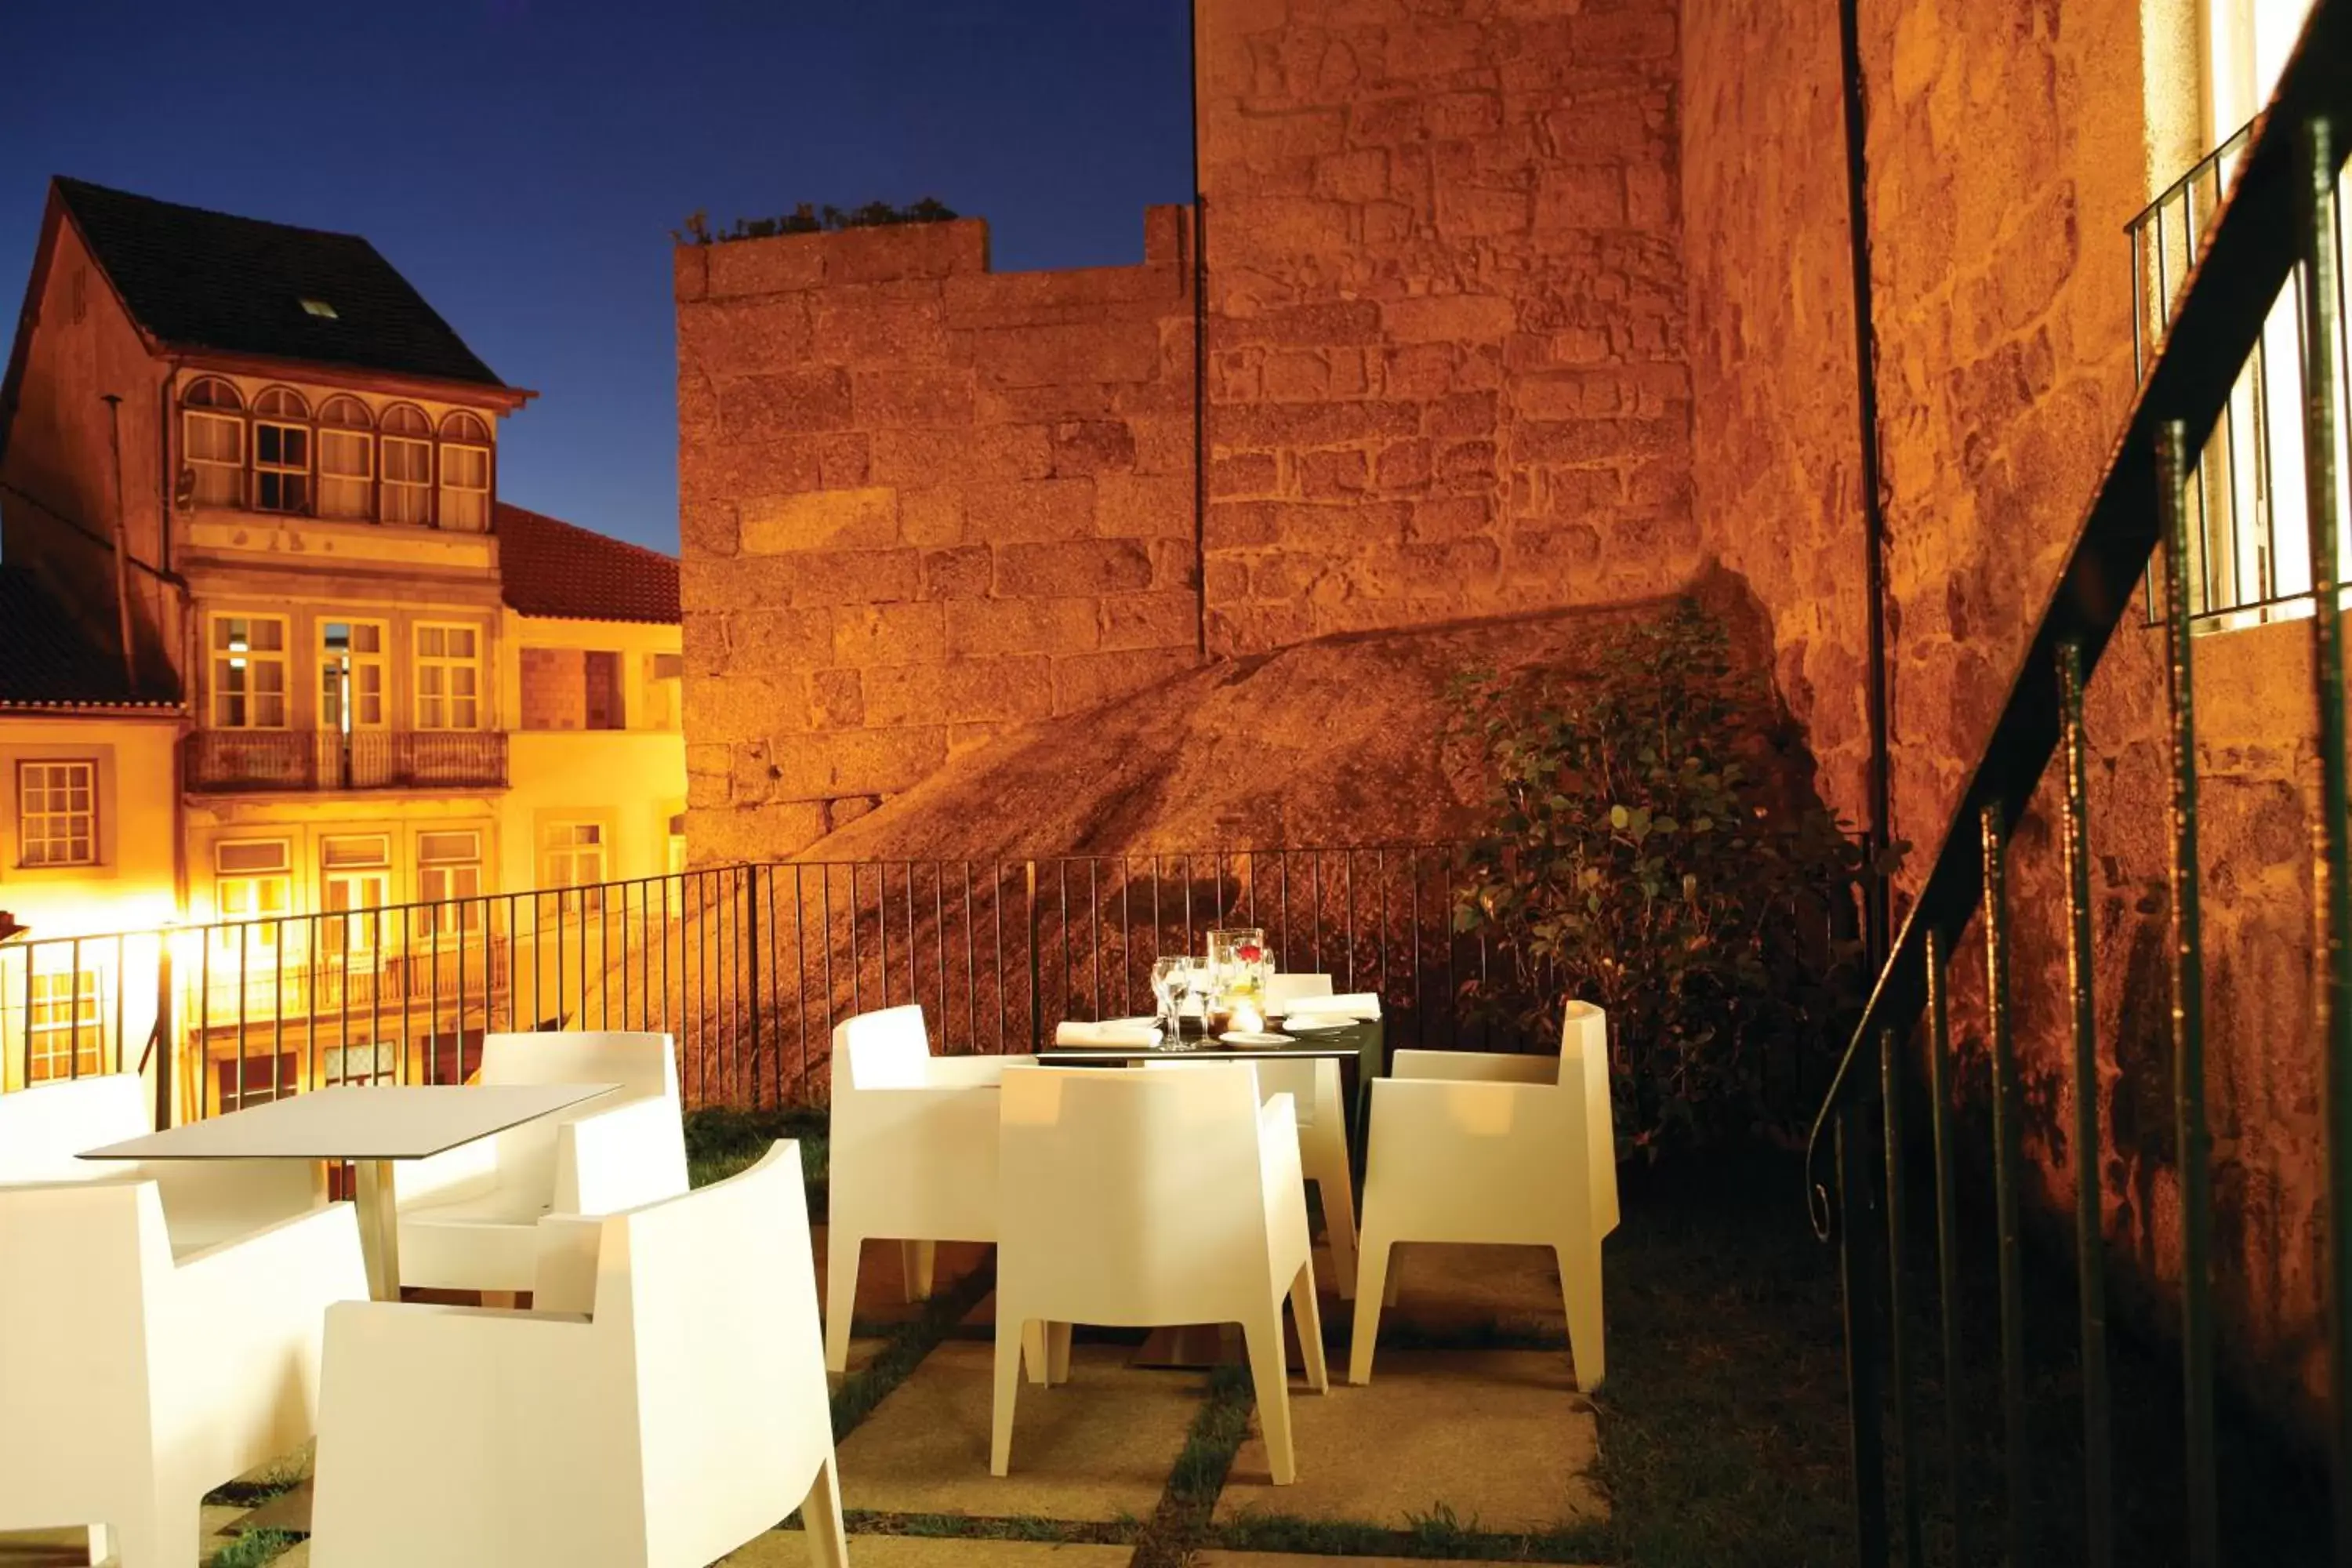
[495,503,680,625]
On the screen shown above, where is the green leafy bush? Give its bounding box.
[1449,597,1892,1160]
[674,198,958,246]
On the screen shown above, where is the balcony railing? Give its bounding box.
[187,729,509,792]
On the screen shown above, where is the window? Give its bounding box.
[16,760,96,867]
[584,650,623,730]
[321,834,391,953]
[416,830,483,938]
[182,377,245,506]
[252,387,311,514]
[211,615,289,728]
[27,971,103,1082]
[212,840,292,953]
[317,396,375,520]
[539,821,606,916]
[437,412,492,532]
[666,810,688,876]
[381,405,434,525]
[299,297,339,319]
[646,652,684,729]
[415,624,481,730]
[320,620,387,731]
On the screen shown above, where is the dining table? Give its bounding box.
[78,1082,617,1301]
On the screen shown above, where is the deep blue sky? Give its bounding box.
[0,0,1192,554]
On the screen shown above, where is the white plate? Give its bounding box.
[1281,1015,1350,1032]
[1219,1030,1295,1047]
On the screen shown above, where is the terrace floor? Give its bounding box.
[0,1151,1853,1568]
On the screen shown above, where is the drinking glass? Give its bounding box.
[1149,956,1189,1043]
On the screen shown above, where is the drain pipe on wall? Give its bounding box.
[1189,0,1210,660]
[1837,0,1894,971]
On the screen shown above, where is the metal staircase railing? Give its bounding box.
[1802,2,2352,1563]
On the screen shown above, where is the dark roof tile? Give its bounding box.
[0,567,179,710]
[495,503,680,625]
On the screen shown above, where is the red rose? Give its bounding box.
[1238,944,1262,962]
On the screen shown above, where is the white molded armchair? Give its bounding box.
[396,1031,688,1297]
[826,1004,1032,1372]
[0,1175,367,1568]
[1260,972,1361,1296]
[309,1142,846,1568]
[1350,1001,1616,1390]
[0,1073,325,1255]
[993,1062,1327,1483]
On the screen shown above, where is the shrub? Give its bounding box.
[1449,597,1893,1160]
[674,198,958,245]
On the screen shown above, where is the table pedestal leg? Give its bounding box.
[354,1160,401,1301]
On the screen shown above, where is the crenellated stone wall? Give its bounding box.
[674,210,1200,859]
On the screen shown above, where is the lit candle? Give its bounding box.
[1231,999,1264,1035]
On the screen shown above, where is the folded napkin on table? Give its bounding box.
[1279,992,1381,1020]
[1054,1020,1163,1047]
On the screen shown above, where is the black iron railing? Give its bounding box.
[187,729,510,792]
[1809,4,2352,1564]
[2131,110,2352,627]
[0,844,1521,1127]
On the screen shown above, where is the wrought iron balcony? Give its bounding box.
[187,729,509,793]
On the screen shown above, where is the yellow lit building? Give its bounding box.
[0,178,684,1117]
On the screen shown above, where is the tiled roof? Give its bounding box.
[495,503,681,625]
[0,567,179,710]
[53,177,509,390]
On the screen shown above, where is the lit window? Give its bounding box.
[539,820,606,916]
[182,377,245,506]
[212,839,292,954]
[252,387,311,514]
[322,834,391,953]
[645,652,684,729]
[416,829,483,938]
[415,623,481,730]
[317,396,375,520]
[320,620,387,731]
[17,760,96,867]
[437,411,492,532]
[299,297,339,319]
[27,971,103,1082]
[380,405,434,525]
[211,615,289,728]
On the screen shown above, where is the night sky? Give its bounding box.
[0,0,1193,554]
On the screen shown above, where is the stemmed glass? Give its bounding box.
[1149,957,1191,1048]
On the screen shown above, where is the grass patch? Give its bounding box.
[843,1509,1139,1544]
[1215,1508,1602,1562]
[207,1528,299,1567]
[685,1104,828,1209]
[202,1454,308,1509]
[1131,1362,1257,1568]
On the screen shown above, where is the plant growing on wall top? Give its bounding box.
[1449,597,1897,1160]
[673,198,958,245]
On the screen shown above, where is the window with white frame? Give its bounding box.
[320,620,387,732]
[437,412,492,532]
[211,615,289,728]
[380,404,434,525]
[16,760,96,868]
[317,395,375,520]
[212,839,292,953]
[415,624,481,730]
[539,820,606,914]
[182,377,245,506]
[27,970,103,1082]
[252,387,311,514]
[416,829,482,938]
[321,834,391,953]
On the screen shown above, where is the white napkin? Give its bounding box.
[1289,992,1381,1020]
[1054,1021,1162,1047]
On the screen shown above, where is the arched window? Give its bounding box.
[181,377,245,506]
[379,404,434,525]
[437,410,492,532]
[316,395,375,521]
[250,387,311,514]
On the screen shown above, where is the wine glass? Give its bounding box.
[1149,956,1188,1043]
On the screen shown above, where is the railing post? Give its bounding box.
[1835,1106,1891,1568]
[744,865,765,1108]
[153,933,174,1130]
[1026,859,1042,1052]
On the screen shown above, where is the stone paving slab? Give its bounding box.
[1381,1244,1568,1341]
[838,1340,1202,1523]
[1196,1555,1599,1568]
[724,1534,1132,1566]
[1214,1349,1603,1534]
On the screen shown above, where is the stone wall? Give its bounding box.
[673,211,1200,860]
[1684,0,2332,1441]
[1196,0,1697,654]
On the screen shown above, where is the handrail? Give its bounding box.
[1804,0,2352,1238]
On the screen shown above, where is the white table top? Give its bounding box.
[77,1083,619,1163]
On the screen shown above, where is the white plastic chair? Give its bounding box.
[826,1004,1033,1373]
[1350,1001,1616,1390]
[396,1031,688,1298]
[993,1062,1328,1483]
[1259,972,1360,1296]
[0,1073,325,1256]
[0,1174,367,1568]
[309,1141,846,1568]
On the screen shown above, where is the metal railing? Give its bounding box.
[187,729,510,792]
[0,844,1526,1127]
[1811,5,2352,1565]
[2131,110,2352,628]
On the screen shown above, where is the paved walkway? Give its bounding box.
[0,1237,1603,1567]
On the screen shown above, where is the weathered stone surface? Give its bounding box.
[741,488,898,556]
[728,1540,1129,1568]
